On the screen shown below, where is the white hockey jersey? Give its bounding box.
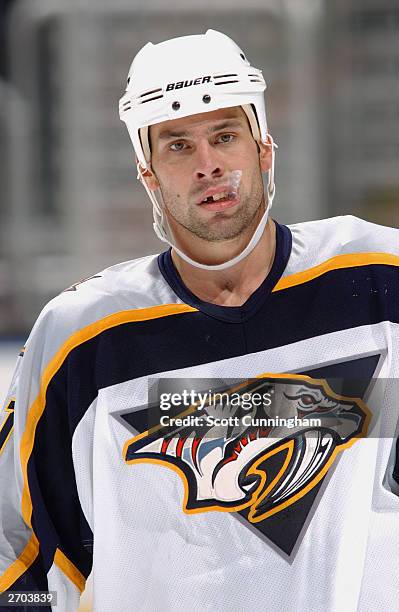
[1,215,399,612]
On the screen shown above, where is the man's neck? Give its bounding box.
[170,219,276,307]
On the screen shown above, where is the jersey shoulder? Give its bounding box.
[284,214,399,276]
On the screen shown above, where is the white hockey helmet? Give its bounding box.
[119,29,276,271]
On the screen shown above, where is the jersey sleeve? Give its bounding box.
[0,307,93,612]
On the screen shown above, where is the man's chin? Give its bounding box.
[189,220,257,243]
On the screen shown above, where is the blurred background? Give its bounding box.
[1,0,399,338]
[0,0,398,609]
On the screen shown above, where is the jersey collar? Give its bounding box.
[157,220,292,323]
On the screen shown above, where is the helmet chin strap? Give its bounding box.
[138,136,277,272]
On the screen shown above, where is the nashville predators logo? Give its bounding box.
[122,374,370,528]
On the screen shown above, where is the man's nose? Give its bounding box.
[193,140,224,180]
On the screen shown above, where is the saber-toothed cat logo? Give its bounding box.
[118,373,371,556]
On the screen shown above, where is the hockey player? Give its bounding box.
[1,30,399,612]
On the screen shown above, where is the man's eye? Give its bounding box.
[218,134,235,144]
[170,142,186,151]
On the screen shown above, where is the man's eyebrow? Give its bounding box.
[157,119,244,140]
[208,120,243,133]
[158,129,189,140]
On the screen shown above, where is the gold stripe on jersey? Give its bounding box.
[54,548,86,593]
[273,252,399,292]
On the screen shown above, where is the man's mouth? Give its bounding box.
[198,190,240,211]
[201,191,231,204]
[199,195,239,212]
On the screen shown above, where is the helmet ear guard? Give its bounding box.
[138,125,151,168]
[119,29,277,271]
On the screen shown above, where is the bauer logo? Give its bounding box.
[166,76,212,91]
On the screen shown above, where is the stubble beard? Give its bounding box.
[160,170,265,243]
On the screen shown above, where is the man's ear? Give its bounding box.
[137,160,160,191]
[259,134,273,173]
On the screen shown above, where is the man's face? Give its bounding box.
[146,106,271,243]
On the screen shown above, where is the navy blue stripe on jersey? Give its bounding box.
[158,220,293,323]
[24,372,94,587]
[245,260,399,352]
[12,337,95,592]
